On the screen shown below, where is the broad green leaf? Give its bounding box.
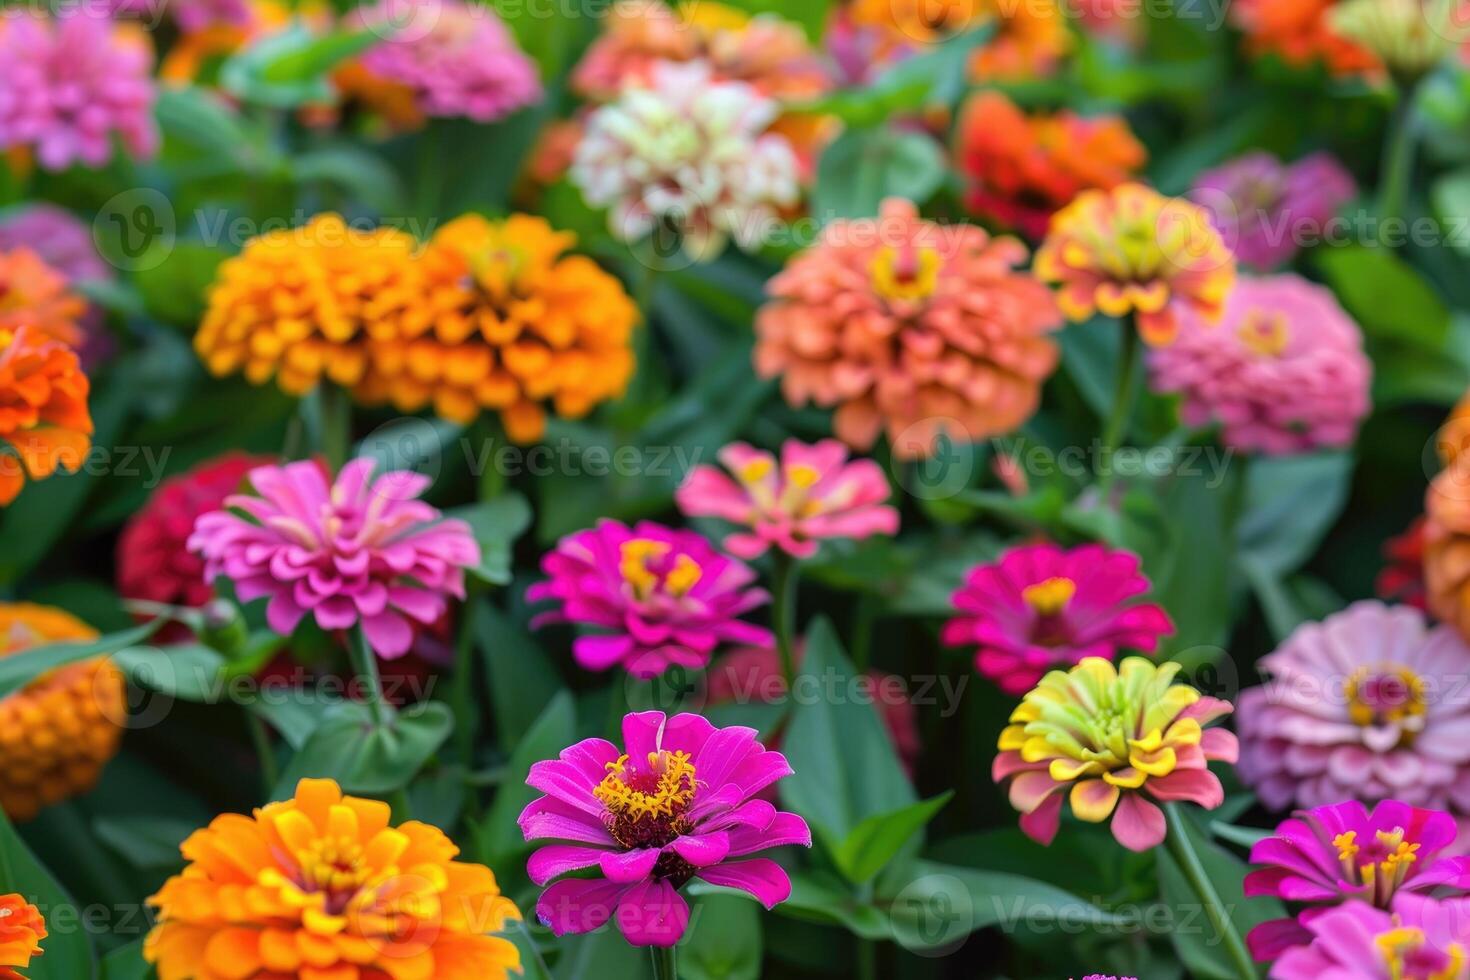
[100,941,152,980]
[833,793,952,885]
[552,928,651,980]
[715,0,830,40]
[1316,245,1451,351]
[113,645,228,703]
[477,600,565,745]
[0,620,162,699]
[1236,452,1353,579]
[133,243,225,328]
[1434,169,1470,258]
[0,808,95,979]
[222,25,377,108]
[810,129,946,222]
[92,816,193,873]
[449,493,533,586]
[680,894,763,980]
[796,27,994,124]
[758,870,891,940]
[476,691,575,866]
[274,700,453,798]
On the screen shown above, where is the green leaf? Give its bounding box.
[476,691,575,866]
[274,700,453,797]
[1236,452,1353,580]
[0,808,95,979]
[113,645,228,703]
[1315,245,1451,351]
[292,145,406,214]
[132,243,225,328]
[477,600,565,745]
[1434,169,1470,258]
[715,0,830,40]
[762,870,892,940]
[0,620,162,699]
[100,941,152,980]
[680,894,763,980]
[810,129,946,222]
[222,25,377,108]
[833,793,953,885]
[448,493,533,586]
[92,815,193,873]
[249,697,320,750]
[796,27,993,124]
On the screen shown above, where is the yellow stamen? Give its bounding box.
[298,837,369,894]
[737,458,774,484]
[619,539,669,599]
[1344,665,1427,744]
[1237,308,1290,357]
[1022,577,1077,617]
[594,751,698,820]
[664,554,702,597]
[1376,926,1465,980]
[870,246,942,302]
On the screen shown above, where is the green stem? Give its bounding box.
[1378,79,1420,227]
[1163,803,1256,980]
[478,416,507,500]
[351,626,389,728]
[856,939,877,980]
[851,595,876,673]
[451,589,482,766]
[247,711,279,797]
[1098,321,1140,496]
[771,553,800,691]
[317,383,353,472]
[649,946,677,980]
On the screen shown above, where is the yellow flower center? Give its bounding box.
[1335,828,1422,903]
[1022,577,1077,617]
[1345,665,1427,742]
[1237,308,1290,357]
[595,750,698,820]
[1376,925,1465,980]
[299,836,370,895]
[870,245,942,302]
[737,458,774,484]
[619,539,703,599]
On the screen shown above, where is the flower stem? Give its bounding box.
[1378,79,1420,227]
[649,945,677,980]
[247,710,278,797]
[478,416,506,500]
[451,589,481,766]
[351,626,390,728]
[771,552,800,691]
[1163,803,1256,980]
[1098,321,1140,496]
[318,383,352,473]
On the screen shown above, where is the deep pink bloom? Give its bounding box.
[1245,801,1470,961]
[1271,894,1470,979]
[521,710,811,947]
[529,519,772,678]
[943,543,1174,694]
[1146,273,1372,456]
[352,0,541,123]
[1236,601,1470,817]
[0,10,158,171]
[1192,151,1357,271]
[675,439,899,559]
[187,458,480,659]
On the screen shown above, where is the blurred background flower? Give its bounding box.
[0,325,91,507]
[1268,893,1470,979]
[1230,0,1381,76]
[0,893,45,977]
[1191,152,1357,271]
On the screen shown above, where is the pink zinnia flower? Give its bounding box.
[0,10,158,171]
[675,439,899,559]
[943,543,1174,695]
[1192,151,1357,271]
[1246,801,1470,961]
[186,458,480,658]
[1147,273,1372,456]
[1237,601,1470,816]
[521,710,810,947]
[529,519,773,678]
[1271,894,1470,980]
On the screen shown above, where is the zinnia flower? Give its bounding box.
[145,778,522,980]
[0,9,158,170]
[528,519,772,678]
[355,213,638,444]
[1034,183,1237,346]
[954,91,1146,240]
[521,710,810,947]
[753,197,1061,459]
[1425,460,1470,644]
[0,206,114,365]
[1192,152,1357,271]
[844,0,1071,79]
[1145,273,1372,455]
[0,324,92,507]
[346,0,541,124]
[194,213,419,396]
[570,60,801,260]
[1231,0,1381,76]
[187,458,480,659]
[944,543,1174,695]
[0,603,126,822]
[1270,893,1470,979]
[1245,801,1470,961]
[0,248,86,350]
[0,205,112,284]
[1236,601,1470,814]
[0,893,45,978]
[1379,517,1429,610]
[675,438,899,559]
[993,656,1237,851]
[1331,0,1468,77]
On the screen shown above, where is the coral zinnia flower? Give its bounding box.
[145,778,522,980]
[0,603,125,822]
[355,213,638,444]
[994,657,1237,851]
[0,324,92,506]
[194,213,419,396]
[1146,273,1372,455]
[521,710,810,947]
[0,248,87,349]
[954,91,1146,240]
[1230,0,1381,76]
[1236,602,1470,815]
[1034,183,1237,346]
[675,439,899,559]
[754,197,1061,459]
[1270,893,1470,980]
[529,519,773,678]
[0,893,45,978]
[943,543,1174,695]
[1244,801,1470,961]
[187,458,480,659]
[1424,460,1470,644]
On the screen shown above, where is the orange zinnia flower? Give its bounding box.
[0,325,92,506]
[1231,0,1380,76]
[145,778,522,980]
[0,603,125,822]
[357,213,638,443]
[194,213,420,396]
[0,248,86,348]
[846,0,1071,79]
[1033,183,1237,346]
[0,893,45,979]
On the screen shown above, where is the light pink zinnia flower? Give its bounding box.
[187,458,480,658]
[943,543,1174,695]
[0,10,158,171]
[528,519,773,678]
[522,710,810,947]
[1147,273,1372,456]
[351,0,541,123]
[1270,894,1470,980]
[1193,151,1357,271]
[675,439,899,559]
[1237,601,1470,817]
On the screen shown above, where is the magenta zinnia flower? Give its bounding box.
[1147,273,1372,456]
[675,439,900,559]
[187,458,480,658]
[0,9,158,171]
[943,543,1174,694]
[1192,151,1356,271]
[521,710,810,947]
[529,520,772,678]
[1237,601,1470,817]
[1246,801,1470,961]
[1271,894,1470,980]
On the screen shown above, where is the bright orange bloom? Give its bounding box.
[0,248,86,349]
[357,214,638,444]
[145,778,522,980]
[955,91,1146,239]
[0,893,45,979]
[846,0,1071,79]
[0,325,92,506]
[1231,0,1380,76]
[194,213,420,396]
[0,603,125,822]
[1033,183,1237,346]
